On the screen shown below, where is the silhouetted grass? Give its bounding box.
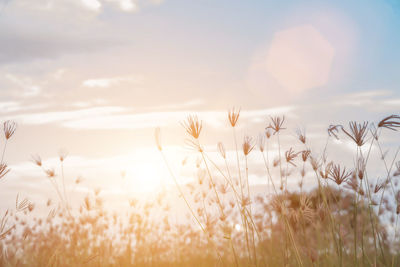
[0,113,399,266]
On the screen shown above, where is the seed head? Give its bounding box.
[378,115,400,131]
[265,128,272,139]
[296,128,306,144]
[319,161,333,179]
[342,121,369,147]
[328,125,341,140]
[0,163,10,180]
[181,156,188,166]
[273,158,280,167]
[44,168,56,178]
[267,116,285,134]
[241,197,251,207]
[196,157,201,168]
[31,154,42,167]
[374,180,385,194]
[285,148,299,166]
[258,134,265,152]
[357,157,366,180]
[301,150,311,162]
[155,127,162,151]
[58,149,68,162]
[75,176,82,184]
[242,136,254,156]
[3,120,17,140]
[181,115,202,139]
[28,203,34,212]
[309,156,320,171]
[228,107,240,127]
[329,164,352,185]
[217,142,226,159]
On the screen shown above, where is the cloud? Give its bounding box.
[82,76,143,88]
[0,101,22,113]
[0,101,48,115]
[333,90,400,112]
[4,73,42,96]
[0,24,124,64]
[8,105,295,130]
[0,0,165,65]
[108,0,137,12]
[81,0,102,11]
[10,106,128,125]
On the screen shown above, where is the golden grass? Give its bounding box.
[0,113,399,266]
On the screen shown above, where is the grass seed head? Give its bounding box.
[0,163,10,180]
[329,164,352,185]
[44,168,56,178]
[296,128,306,144]
[217,142,226,159]
[182,115,202,139]
[228,107,240,127]
[378,114,400,131]
[301,150,311,162]
[58,149,68,162]
[31,154,42,167]
[155,127,162,151]
[3,120,17,140]
[285,148,299,166]
[242,136,254,156]
[328,124,341,140]
[342,121,369,147]
[267,115,285,134]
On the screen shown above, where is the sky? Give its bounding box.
[0,0,399,212]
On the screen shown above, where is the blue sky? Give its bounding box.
[0,0,399,211]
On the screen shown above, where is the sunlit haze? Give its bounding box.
[0,1,400,265]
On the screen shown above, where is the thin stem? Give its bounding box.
[1,140,7,164]
[160,151,224,265]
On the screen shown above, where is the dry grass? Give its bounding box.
[0,112,400,266]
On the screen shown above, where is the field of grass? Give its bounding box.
[0,112,399,266]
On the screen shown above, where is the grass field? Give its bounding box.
[0,112,399,266]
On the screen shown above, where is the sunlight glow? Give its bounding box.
[266,25,334,93]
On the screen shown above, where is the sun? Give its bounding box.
[120,148,171,194]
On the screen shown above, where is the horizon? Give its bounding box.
[0,0,399,219]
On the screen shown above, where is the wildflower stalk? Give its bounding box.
[277,133,283,191]
[392,214,399,267]
[232,129,252,264]
[261,152,278,195]
[204,151,269,266]
[1,140,7,164]
[199,150,240,266]
[245,154,258,265]
[60,160,69,212]
[312,170,341,261]
[159,151,224,264]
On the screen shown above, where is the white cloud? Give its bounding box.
[4,73,42,97]
[82,76,142,88]
[28,106,296,129]
[24,85,41,96]
[118,0,137,12]
[11,106,127,124]
[104,0,161,13]
[0,102,22,113]
[81,0,102,11]
[334,90,400,112]
[4,105,295,130]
